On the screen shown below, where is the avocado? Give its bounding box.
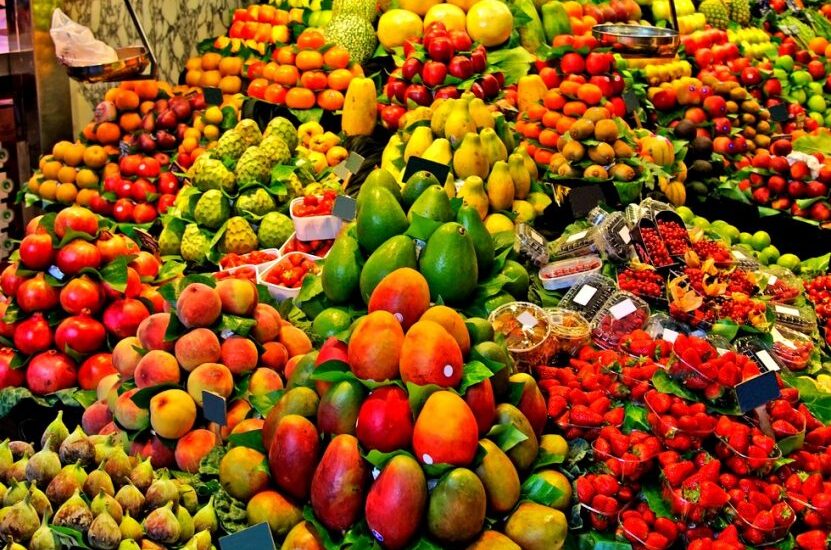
[419,222,478,304]
[674,119,697,140]
[358,168,402,208]
[457,205,495,277]
[321,235,363,304]
[402,171,441,208]
[358,235,418,304]
[408,185,454,223]
[356,186,409,253]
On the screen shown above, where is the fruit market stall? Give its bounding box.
[9,0,831,549]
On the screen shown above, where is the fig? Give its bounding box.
[9,441,34,459]
[26,447,61,487]
[176,504,195,541]
[88,511,122,550]
[0,440,12,478]
[84,464,115,498]
[41,412,70,452]
[182,530,212,550]
[59,426,95,468]
[119,512,143,541]
[143,502,181,544]
[178,483,199,514]
[3,480,28,506]
[103,447,132,488]
[46,463,87,505]
[192,496,218,534]
[115,484,145,518]
[6,457,28,483]
[29,511,57,550]
[28,484,52,518]
[91,490,123,523]
[145,476,179,510]
[128,457,153,493]
[53,489,93,532]
[0,494,39,543]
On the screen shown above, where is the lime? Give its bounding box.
[790,89,807,105]
[750,230,772,251]
[777,253,801,272]
[312,307,353,339]
[676,206,695,224]
[501,260,530,300]
[722,224,740,244]
[775,55,794,72]
[791,70,812,87]
[759,245,780,266]
[810,112,826,126]
[466,317,495,345]
[809,81,824,96]
[739,232,753,246]
[692,216,710,229]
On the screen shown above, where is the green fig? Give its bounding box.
[91,490,123,523]
[53,489,93,532]
[26,447,61,487]
[0,481,7,502]
[9,441,34,459]
[3,480,28,506]
[88,510,122,549]
[117,540,140,550]
[119,512,143,541]
[41,412,70,451]
[128,458,153,493]
[176,504,194,542]
[178,483,198,514]
[0,493,39,543]
[182,530,212,550]
[59,426,95,468]
[0,440,13,481]
[6,457,27,483]
[143,502,180,544]
[115,484,144,518]
[85,463,115,498]
[28,484,52,518]
[46,463,87,505]
[29,511,57,550]
[4,541,26,550]
[103,447,132,487]
[192,496,218,534]
[145,476,179,510]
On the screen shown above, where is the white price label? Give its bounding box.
[662,329,679,343]
[610,299,637,320]
[567,230,588,243]
[619,226,631,244]
[771,328,796,350]
[757,350,781,372]
[775,305,801,317]
[573,285,597,306]
[516,311,538,329]
[733,250,747,260]
[716,348,729,356]
[768,275,778,285]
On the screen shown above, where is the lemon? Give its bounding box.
[204,106,223,125]
[777,253,801,272]
[398,0,440,15]
[377,9,423,50]
[750,230,772,251]
[484,213,514,234]
[424,3,466,30]
[466,0,513,47]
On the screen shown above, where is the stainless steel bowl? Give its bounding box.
[63,46,151,83]
[593,24,680,57]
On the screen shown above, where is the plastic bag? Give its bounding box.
[50,8,118,67]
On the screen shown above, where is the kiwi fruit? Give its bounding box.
[583,107,611,123]
[609,163,636,182]
[613,140,634,158]
[588,143,615,165]
[562,140,585,162]
[584,165,609,179]
[690,136,713,158]
[594,119,619,143]
[568,119,595,141]
[689,160,713,176]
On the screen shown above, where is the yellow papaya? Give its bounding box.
[342,78,377,137]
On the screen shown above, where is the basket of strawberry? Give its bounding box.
[659,451,730,523]
[618,502,683,550]
[575,472,633,531]
[714,416,782,476]
[783,471,831,530]
[726,478,795,546]
[645,389,717,452]
[592,426,661,481]
[289,191,341,241]
[259,252,319,300]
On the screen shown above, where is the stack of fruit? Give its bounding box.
[0,206,164,397]
[184,51,246,95]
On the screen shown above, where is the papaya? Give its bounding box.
[517,75,548,113]
[356,386,413,453]
[342,77,377,136]
[427,468,487,543]
[365,454,427,550]
[367,268,431,331]
[358,235,417,304]
[494,403,539,472]
[475,439,521,514]
[413,391,479,466]
[399,320,464,388]
[321,235,363,304]
[504,502,568,550]
[263,387,320,450]
[464,378,496,436]
[268,415,319,501]
[509,373,548,438]
[317,380,365,437]
[356,186,409,253]
[310,434,368,532]
[347,311,405,381]
[466,530,521,550]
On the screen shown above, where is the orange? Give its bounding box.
[317,89,345,111]
[139,100,155,115]
[103,145,119,157]
[56,182,78,205]
[52,141,72,161]
[41,160,62,180]
[323,46,351,69]
[285,87,316,109]
[103,163,120,178]
[275,9,289,25]
[83,122,98,141]
[351,64,364,77]
[544,90,566,110]
[38,180,58,200]
[83,145,109,168]
[562,1,583,17]
[577,83,602,105]
[542,110,561,129]
[119,81,137,91]
[62,143,86,167]
[562,101,587,117]
[327,68,353,91]
[263,84,287,104]
[199,70,222,88]
[522,122,541,140]
[201,52,222,71]
[57,165,77,184]
[219,56,243,76]
[296,29,325,50]
[538,129,559,149]
[525,103,546,122]
[95,122,121,145]
[534,148,553,166]
[114,89,140,111]
[184,128,201,140]
[300,70,328,91]
[295,50,323,71]
[76,169,99,189]
[181,137,199,153]
[219,75,242,94]
[809,37,829,55]
[247,78,269,99]
[185,57,202,71]
[555,116,576,135]
[120,112,142,132]
[559,80,580,99]
[77,189,98,207]
[185,70,203,87]
[570,17,587,35]
[262,61,280,82]
[275,46,295,66]
[135,80,159,100]
[273,65,300,86]
[104,88,120,103]
[552,35,575,48]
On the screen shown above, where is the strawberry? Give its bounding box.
[575,476,594,504]
[644,532,670,550]
[622,516,649,541]
[547,395,568,418]
[590,493,619,515]
[753,510,776,531]
[604,407,625,426]
[569,405,603,427]
[795,530,831,550]
[653,517,678,541]
[772,419,800,437]
[592,474,619,497]
[663,461,695,487]
[771,501,794,527]
[699,481,729,508]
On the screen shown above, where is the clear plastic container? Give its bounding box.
[661,481,717,524]
[757,266,803,303]
[559,273,616,321]
[736,336,788,374]
[580,501,618,532]
[728,501,795,546]
[655,213,691,257]
[545,308,591,356]
[597,211,635,262]
[644,389,715,451]
[770,325,815,371]
[618,505,680,550]
[549,226,601,260]
[258,252,320,302]
[592,434,655,481]
[635,221,675,268]
[716,437,782,475]
[539,255,603,290]
[219,248,281,271]
[290,196,343,241]
[730,246,761,270]
[489,302,556,370]
[214,264,258,283]
[514,223,550,267]
[771,302,818,335]
[591,292,650,350]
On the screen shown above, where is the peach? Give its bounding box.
[114,388,150,430]
[231,418,264,435]
[136,312,174,352]
[134,350,181,388]
[279,325,313,357]
[105,379,123,410]
[212,399,252,441]
[112,336,144,377]
[176,283,222,328]
[249,368,284,397]
[261,342,289,372]
[220,336,258,375]
[174,429,218,473]
[174,328,221,371]
[284,355,303,381]
[97,373,120,403]
[149,389,196,439]
[82,400,113,435]
[251,304,282,343]
[186,363,234,406]
[216,278,258,316]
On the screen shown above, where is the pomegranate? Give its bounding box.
[13,313,53,355]
[54,205,99,238]
[56,239,102,275]
[26,215,45,235]
[18,233,55,271]
[140,285,166,313]
[1,264,24,297]
[0,349,24,388]
[59,276,104,315]
[26,350,77,395]
[96,233,129,264]
[0,302,16,339]
[130,251,161,279]
[16,275,59,312]
[55,313,107,354]
[104,267,141,300]
[103,298,150,339]
[78,352,117,390]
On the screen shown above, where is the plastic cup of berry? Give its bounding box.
[580,501,619,532]
[771,302,818,336]
[554,408,623,442]
[769,325,814,371]
[489,302,556,372]
[290,194,343,241]
[592,440,655,482]
[660,482,714,524]
[644,390,714,450]
[559,273,617,321]
[219,249,281,271]
[758,266,803,304]
[258,252,320,301]
[715,438,783,476]
[590,292,651,350]
[727,501,796,547]
[617,504,678,550]
[545,308,591,356]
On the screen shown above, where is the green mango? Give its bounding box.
[321,235,363,304]
[358,235,417,304]
[472,341,513,399]
[501,260,530,300]
[427,468,487,543]
[494,403,539,472]
[317,381,365,437]
[287,351,320,389]
[504,502,568,550]
[475,439,520,515]
[419,222,478,304]
[465,317,495,345]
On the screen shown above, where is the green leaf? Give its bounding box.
[800,253,831,277]
[459,360,494,394]
[533,448,566,470]
[642,482,673,518]
[622,403,650,433]
[486,46,537,86]
[781,372,831,423]
[289,108,324,125]
[294,274,331,320]
[155,260,187,282]
[407,382,443,416]
[218,314,256,337]
[250,389,285,417]
[404,213,441,242]
[310,360,354,382]
[98,256,128,293]
[711,318,739,341]
[50,525,90,548]
[227,429,267,454]
[651,370,698,402]
[214,487,250,534]
[577,531,632,550]
[129,383,180,409]
[55,389,97,408]
[486,422,528,452]
[364,449,414,469]
[0,387,51,418]
[521,473,565,506]
[198,446,226,476]
[793,132,831,154]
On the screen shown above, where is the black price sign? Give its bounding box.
[202,391,227,426]
[402,156,451,185]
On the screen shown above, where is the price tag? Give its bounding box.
[517,311,538,329]
[775,304,800,317]
[345,151,365,174]
[219,523,275,550]
[567,230,588,243]
[203,87,224,106]
[332,196,357,221]
[768,275,778,285]
[716,347,729,356]
[769,103,789,122]
[609,298,637,320]
[619,226,631,244]
[736,372,781,413]
[402,156,451,185]
[756,350,781,372]
[203,391,228,426]
[662,329,679,343]
[573,285,597,306]
[733,250,747,260]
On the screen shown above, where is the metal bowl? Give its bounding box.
[593,24,680,57]
[63,46,151,83]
